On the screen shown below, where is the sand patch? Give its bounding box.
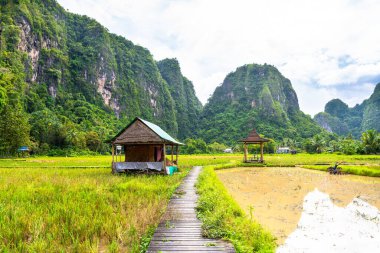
[216,167,380,244]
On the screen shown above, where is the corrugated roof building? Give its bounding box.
[110,117,183,174]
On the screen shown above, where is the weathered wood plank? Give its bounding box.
[146,166,235,252]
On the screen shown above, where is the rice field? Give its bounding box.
[0,153,378,252]
[0,168,187,252]
[0,155,235,252]
[216,167,380,244]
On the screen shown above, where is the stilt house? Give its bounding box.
[110,117,184,174]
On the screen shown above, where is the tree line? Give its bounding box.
[180,129,380,155]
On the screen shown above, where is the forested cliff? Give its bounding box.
[157,58,202,140]
[1,0,375,155]
[314,83,380,137]
[0,0,200,154]
[198,64,323,144]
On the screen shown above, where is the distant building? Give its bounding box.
[17,146,29,157]
[223,148,233,153]
[277,147,290,154]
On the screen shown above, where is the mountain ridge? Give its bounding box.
[198,63,323,144]
[0,0,200,153]
[314,83,379,137]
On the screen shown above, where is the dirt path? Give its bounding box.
[216,167,380,245]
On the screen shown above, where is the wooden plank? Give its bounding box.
[148,247,229,251]
[147,166,235,252]
[149,240,223,246]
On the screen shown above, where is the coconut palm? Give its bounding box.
[361,130,379,154]
[311,135,326,153]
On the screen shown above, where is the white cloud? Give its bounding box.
[57,0,380,116]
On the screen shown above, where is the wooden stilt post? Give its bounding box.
[124,145,126,162]
[111,144,115,173]
[244,143,248,162]
[112,144,115,162]
[260,142,264,162]
[171,145,174,164]
[163,144,166,173]
[176,145,178,165]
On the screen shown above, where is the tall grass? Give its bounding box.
[196,164,276,253]
[0,155,238,252]
[301,165,380,177]
[0,168,187,252]
[0,153,378,168]
[0,153,378,251]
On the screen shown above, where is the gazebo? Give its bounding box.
[239,129,269,163]
[110,117,184,174]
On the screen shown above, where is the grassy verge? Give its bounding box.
[0,167,188,252]
[0,155,238,252]
[196,164,276,253]
[0,154,378,251]
[301,164,380,177]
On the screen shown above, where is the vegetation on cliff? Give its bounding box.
[314,83,380,137]
[198,64,323,145]
[0,0,203,155]
[157,58,202,140]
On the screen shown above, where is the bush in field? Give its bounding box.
[339,137,360,155]
[207,142,228,153]
[182,138,208,154]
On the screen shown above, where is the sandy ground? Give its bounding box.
[216,167,380,245]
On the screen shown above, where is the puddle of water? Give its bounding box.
[277,189,380,253]
[216,167,380,245]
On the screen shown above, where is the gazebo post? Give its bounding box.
[124,145,126,162]
[171,145,174,164]
[176,145,178,165]
[244,143,248,162]
[163,144,166,172]
[260,142,264,162]
[112,144,115,163]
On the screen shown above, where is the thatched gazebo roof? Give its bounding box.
[239,129,269,144]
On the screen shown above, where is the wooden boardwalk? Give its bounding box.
[147,166,235,253]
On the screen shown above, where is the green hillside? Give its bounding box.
[198,64,323,144]
[157,58,202,140]
[314,83,379,137]
[0,0,201,154]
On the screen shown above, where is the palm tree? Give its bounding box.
[311,135,326,153]
[361,130,379,154]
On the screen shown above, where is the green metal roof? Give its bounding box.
[139,118,184,145]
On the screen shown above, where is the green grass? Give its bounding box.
[264,153,379,167]
[196,163,276,253]
[0,153,378,252]
[0,154,241,168]
[0,155,237,252]
[301,164,380,177]
[1,153,377,169]
[194,153,380,253]
[0,168,190,252]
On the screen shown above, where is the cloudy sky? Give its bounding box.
[57,0,380,116]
